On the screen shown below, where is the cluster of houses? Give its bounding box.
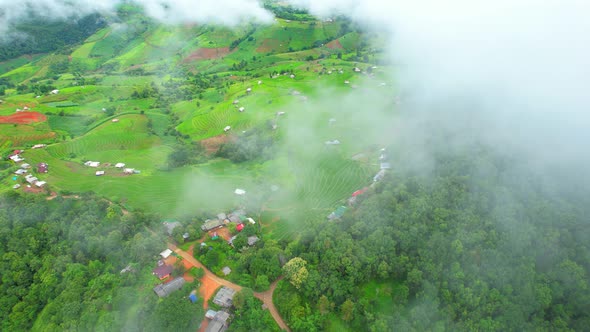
[201,209,256,232]
[204,287,236,332]
[7,150,49,190]
[152,249,186,298]
[327,148,392,220]
[84,161,139,176]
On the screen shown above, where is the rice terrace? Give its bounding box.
[2,1,589,332]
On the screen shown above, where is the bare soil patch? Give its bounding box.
[200,134,230,154]
[209,227,232,241]
[0,112,47,124]
[326,39,343,49]
[184,47,231,62]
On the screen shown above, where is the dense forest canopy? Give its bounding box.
[273,144,590,331]
[0,14,106,61]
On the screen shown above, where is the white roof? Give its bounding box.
[247,217,256,224]
[124,168,135,173]
[50,89,59,94]
[246,88,252,92]
[14,169,27,174]
[234,188,246,195]
[258,80,262,85]
[160,249,173,258]
[224,126,231,131]
[96,171,105,176]
[35,181,46,187]
[115,163,126,168]
[239,107,245,112]
[13,184,21,189]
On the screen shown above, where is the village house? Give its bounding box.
[224,126,231,132]
[206,310,218,319]
[233,100,239,105]
[13,184,21,189]
[217,213,228,221]
[327,206,347,220]
[238,107,245,112]
[201,219,224,232]
[84,161,100,167]
[96,171,105,176]
[115,163,125,168]
[37,163,48,173]
[247,236,259,246]
[163,220,181,235]
[373,169,386,182]
[9,155,24,162]
[152,263,173,280]
[213,287,236,308]
[153,277,185,297]
[25,175,38,184]
[123,168,135,174]
[205,311,230,332]
[222,266,231,276]
[325,140,341,145]
[32,144,47,149]
[35,181,47,188]
[234,188,246,196]
[50,89,59,95]
[14,169,27,175]
[21,163,30,169]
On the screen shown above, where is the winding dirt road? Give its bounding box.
[168,244,291,332]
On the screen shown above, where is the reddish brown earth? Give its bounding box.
[184,47,231,62]
[0,112,47,124]
[326,39,343,49]
[200,134,230,154]
[169,243,291,332]
[208,227,232,241]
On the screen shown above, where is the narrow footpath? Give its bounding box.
[168,243,291,332]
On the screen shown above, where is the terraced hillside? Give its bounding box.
[0,6,393,240]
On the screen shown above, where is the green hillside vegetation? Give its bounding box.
[2,6,588,332]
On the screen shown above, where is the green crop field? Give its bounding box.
[0,13,387,241]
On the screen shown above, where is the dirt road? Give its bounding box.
[168,244,291,332]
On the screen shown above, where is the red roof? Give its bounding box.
[352,188,368,197]
[236,223,244,231]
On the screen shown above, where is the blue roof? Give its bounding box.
[189,294,198,303]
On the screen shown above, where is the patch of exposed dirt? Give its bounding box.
[326,39,343,49]
[209,227,232,241]
[200,134,231,154]
[0,112,47,124]
[184,47,231,62]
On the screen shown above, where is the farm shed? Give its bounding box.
[153,277,185,297]
[96,171,105,176]
[189,293,198,303]
[35,181,47,188]
[85,161,100,167]
[160,249,173,259]
[21,163,30,169]
[222,266,231,276]
[224,126,231,132]
[115,163,125,168]
[213,287,236,307]
[14,169,27,175]
[234,188,246,195]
